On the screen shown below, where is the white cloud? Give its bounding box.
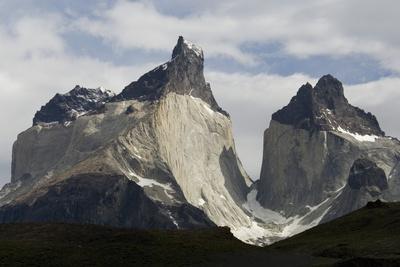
[77,1,255,64]
[77,0,400,72]
[346,77,400,138]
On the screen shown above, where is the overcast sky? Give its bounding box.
[0,0,399,186]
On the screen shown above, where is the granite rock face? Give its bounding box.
[1,37,258,244]
[252,75,400,240]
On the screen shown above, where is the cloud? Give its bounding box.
[346,77,400,138]
[76,0,400,73]
[76,1,255,64]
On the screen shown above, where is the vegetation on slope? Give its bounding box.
[0,223,309,267]
[270,200,400,266]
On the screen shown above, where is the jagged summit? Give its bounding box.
[172,36,204,60]
[257,73,400,240]
[272,74,384,136]
[33,85,114,125]
[33,37,227,127]
[115,36,228,116]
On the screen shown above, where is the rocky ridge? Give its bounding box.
[33,86,115,125]
[272,75,384,136]
[114,36,228,116]
[0,37,264,245]
[246,74,400,241]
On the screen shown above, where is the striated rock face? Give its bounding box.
[250,75,400,241]
[1,37,260,244]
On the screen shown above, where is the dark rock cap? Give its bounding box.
[33,86,114,125]
[114,36,228,116]
[172,36,204,60]
[272,74,384,136]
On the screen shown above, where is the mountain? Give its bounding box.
[2,37,398,247]
[0,37,257,242]
[246,74,400,241]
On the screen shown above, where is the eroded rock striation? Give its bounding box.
[1,37,257,242]
[249,74,400,240]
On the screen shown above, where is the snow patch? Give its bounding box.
[280,205,331,237]
[128,171,172,191]
[0,181,22,200]
[280,197,331,237]
[240,188,346,244]
[166,210,179,229]
[183,39,203,58]
[128,146,143,160]
[231,221,277,245]
[189,95,215,116]
[323,131,328,151]
[198,198,206,206]
[336,126,378,142]
[202,103,215,115]
[243,189,286,223]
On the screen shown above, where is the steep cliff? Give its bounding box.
[250,75,400,239]
[0,37,258,242]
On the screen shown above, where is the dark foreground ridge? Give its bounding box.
[0,174,214,229]
[0,223,311,267]
[270,200,400,266]
[1,201,400,266]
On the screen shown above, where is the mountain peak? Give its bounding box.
[315,74,343,90]
[171,36,204,60]
[272,74,384,136]
[115,36,227,116]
